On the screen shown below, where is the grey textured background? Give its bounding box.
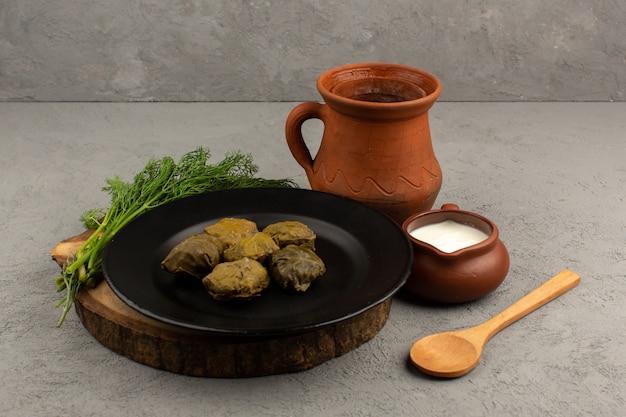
[1,102,625,416]
[1,0,624,102]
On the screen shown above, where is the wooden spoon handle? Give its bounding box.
[474,269,581,342]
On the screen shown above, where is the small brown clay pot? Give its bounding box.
[402,204,509,303]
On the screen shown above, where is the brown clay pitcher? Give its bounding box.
[285,62,443,224]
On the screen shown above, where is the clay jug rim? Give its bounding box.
[316,62,441,119]
[401,204,500,258]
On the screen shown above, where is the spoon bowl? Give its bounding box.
[409,270,581,378]
[410,332,481,378]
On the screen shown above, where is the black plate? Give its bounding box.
[103,188,412,336]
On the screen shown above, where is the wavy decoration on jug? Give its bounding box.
[316,162,440,197]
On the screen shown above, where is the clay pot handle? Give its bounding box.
[285,102,325,178]
[441,203,460,210]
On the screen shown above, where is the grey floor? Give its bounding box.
[1,102,624,416]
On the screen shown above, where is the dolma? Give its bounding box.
[262,221,317,250]
[268,245,326,292]
[161,233,221,278]
[203,217,258,250]
[223,232,280,263]
[202,257,270,301]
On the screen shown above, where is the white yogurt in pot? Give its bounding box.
[409,220,489,253]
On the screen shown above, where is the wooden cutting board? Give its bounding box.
[51,231,391,378]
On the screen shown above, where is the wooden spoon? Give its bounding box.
[409,269,581,378]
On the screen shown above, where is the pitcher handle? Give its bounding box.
[285,102,325,178]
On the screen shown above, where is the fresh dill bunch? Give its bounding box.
[55,147,296,327]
